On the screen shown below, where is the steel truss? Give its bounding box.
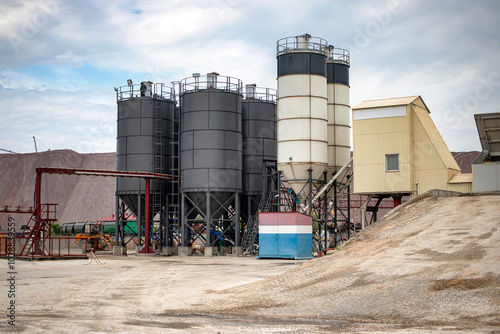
[28,167,175,256]
[180,192,241,253]
[254,163,354,254]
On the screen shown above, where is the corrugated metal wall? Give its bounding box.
[353,98,472,196]
[353,113,411,194]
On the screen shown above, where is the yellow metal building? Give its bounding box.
[352,96,472,199]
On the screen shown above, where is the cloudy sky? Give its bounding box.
[0,0,499,154]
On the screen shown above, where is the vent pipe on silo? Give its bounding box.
[245,84,257,99]
[296,33,311,49]
[207,72,219,89]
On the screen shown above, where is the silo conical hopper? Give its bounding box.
[276,34,329,203]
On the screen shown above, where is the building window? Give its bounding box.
[386,154,399,172]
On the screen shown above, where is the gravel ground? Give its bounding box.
[194,194,500,332]
[1,193,499,333]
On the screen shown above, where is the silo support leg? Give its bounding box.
[137,194,142,248]
[179,193,192,256]
[233,193,242,256]
[139,178,154,253]
[161,194,172,256]
[360,196,373,230]
[113,196,125,255]
[205,192,214,257]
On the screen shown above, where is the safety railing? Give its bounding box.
[180,74,243,95]
[0,234,88,259]
[116,82,174,102]
[328,48,350,66]
[277,34,330,57]
[243,86,277,103]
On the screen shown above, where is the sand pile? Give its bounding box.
[197,192,500,330]
[0,150,116,227]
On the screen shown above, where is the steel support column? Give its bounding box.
[235,192,240,247]
[115,195,120,245]
[206,191,211,247]
[137,192,142,247]
[141,177,154,253]
[347,183,351,240]
[323,172,328,251]
[334,179,338,247]
[164,193,169,248]
[277,171,281,212]
[308,169,313,216]
[181,193,186,247]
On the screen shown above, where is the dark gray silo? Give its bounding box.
[179,73,243,253]
[241,84,277,220]
[115,82,174,244]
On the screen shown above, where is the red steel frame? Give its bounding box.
[0,206,35,214]
[33,167,177,256]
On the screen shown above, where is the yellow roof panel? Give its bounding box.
[353,96,420,110]
[414,107,461,171]
[448,173,473,183]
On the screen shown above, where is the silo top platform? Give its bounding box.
[115,82,174,102]
[328,48,350,66]
[243,85,277,103]
[180,73,242,95]
[276,34,330,57]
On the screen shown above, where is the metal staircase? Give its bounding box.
[242,214,259,253]
[241,190,276,254]
[19,204,57,257]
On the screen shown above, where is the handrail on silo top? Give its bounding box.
[116,82,174,102]
[276,34,329,57]
[180,74,243,95]
[328,47,350,66]
[243,86,277,103]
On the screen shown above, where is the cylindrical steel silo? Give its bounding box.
[179,73,243,219]
[276,34,329,201]
[116,82,174,219]
[241,85,277,219]
[327,48,351,177]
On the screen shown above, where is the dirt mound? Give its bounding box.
[452,151,480,173]
[198,193,500,330]
[0,150,116,228]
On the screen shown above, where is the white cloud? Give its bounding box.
[0,0,499,154]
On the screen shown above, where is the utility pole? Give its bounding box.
[33,136,38,153]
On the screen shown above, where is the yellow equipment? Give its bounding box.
[76,223,112,251]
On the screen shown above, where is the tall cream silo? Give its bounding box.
[276,34,329,204]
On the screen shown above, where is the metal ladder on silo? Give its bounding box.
[152,98,164,244]
[169,106,180,244]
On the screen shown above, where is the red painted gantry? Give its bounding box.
[0,206,35,214]
[30,167,177,256]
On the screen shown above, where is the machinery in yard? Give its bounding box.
[76,223,112,252]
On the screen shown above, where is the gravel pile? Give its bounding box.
[196,193,500,331]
